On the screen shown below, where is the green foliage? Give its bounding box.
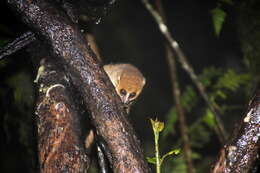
[147,119,180,173]
[161,149,181,163]
[215,69,251,91]
[180,86,199,112]
[210,0,234,36]
[162,66,252,172]
[202,109,215,129]
[200,68,251,112]
[200,67,223,87]
[210,7,226,36]
[147,156,157,164]
[162,86,198,138]
[147,149,181,165]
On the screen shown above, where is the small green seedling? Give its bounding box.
[147,118,180,173]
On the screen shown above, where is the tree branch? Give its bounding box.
[35,57,90,173]
[0,31,35,60]
[141,0,227,144]
[212,88,260,173]
[84,30,108,173]
[0,0,114,60]
[6,0,150,172]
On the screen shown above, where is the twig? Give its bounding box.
[141,0,227,144]
[0,31,35,60]
[96,144,110,173]
[154,0,195,172]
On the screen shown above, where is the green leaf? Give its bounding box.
[215,90,227,99]
[161,149,181,164]
[200,67,222,87]
[181,86,198,111]
[202,109,215,129]
[211,7,226,36]
[146,157,157,164]
[215,70,251,92]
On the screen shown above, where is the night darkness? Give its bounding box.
[0,0,259,172]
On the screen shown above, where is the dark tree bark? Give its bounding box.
[0,0,114,60]
[6,0,150,172]
[212,88,260,173]
[0,31,35,60]
[35,57,89,173]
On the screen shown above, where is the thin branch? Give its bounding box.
[141,0,227,144]
[0,31,35,60]
[154,0,195,172]
[6,0,150,172]
[96,144,110,173]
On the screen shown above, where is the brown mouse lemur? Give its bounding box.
[85,63,146,151]
[104,63,146,112]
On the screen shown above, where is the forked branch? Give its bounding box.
[6,0,150,172]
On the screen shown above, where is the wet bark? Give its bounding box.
[212,88,260,173]
[6,0,150,172]
[35,57,89,173]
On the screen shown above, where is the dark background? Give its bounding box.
[0,0,258,172]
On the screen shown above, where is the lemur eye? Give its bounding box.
[120,89,127,96]
[129,92,136,98]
